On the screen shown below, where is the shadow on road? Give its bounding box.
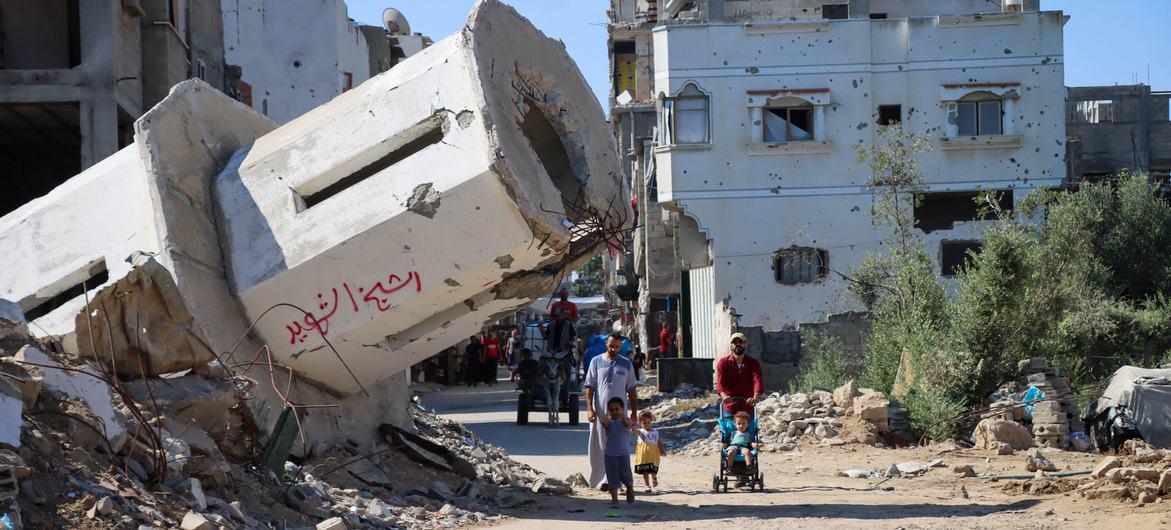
[509,496,1043,524]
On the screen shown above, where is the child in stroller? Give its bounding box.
[712,397,764,492]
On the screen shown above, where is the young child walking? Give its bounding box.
[634,411,664,493]
[601,397,635,507]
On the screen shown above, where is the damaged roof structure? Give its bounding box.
[0,0,625,455]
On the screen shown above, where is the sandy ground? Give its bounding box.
[421,373,1169,529]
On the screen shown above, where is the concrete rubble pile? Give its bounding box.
[1077,439,1171,505]
[979,357,1085,451]
[662,381,905,456]
[0,315,576,529]
[0,0,622,451]
[0,1,621,527]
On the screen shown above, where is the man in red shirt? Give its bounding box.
[715,332,763,417]
[481,331,501,385]
[658,323,674,359]
[548,288,578,353]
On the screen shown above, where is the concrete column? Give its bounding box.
[78,0,120,169]
[1003,97,1016,136]
[79,100,120,169]
[751,106,763,143]
[814,105,826,142]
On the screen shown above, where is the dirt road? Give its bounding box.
[423,376,1168,529]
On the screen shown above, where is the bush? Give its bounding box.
[849,130,1171,441]
[789,331,851,394]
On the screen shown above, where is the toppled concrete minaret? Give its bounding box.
[215,0,622,394]
[0,0,624,450]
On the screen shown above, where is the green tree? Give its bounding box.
[571,255,605,297]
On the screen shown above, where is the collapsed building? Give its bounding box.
[0,0,625,454]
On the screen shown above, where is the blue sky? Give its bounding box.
[346,0,1171,109]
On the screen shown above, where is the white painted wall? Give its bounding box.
[336,0,370,90]
[0,147,160,342]
[222,0,369,124]
[654,10,1066,349]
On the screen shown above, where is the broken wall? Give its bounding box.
[737,311,871,391]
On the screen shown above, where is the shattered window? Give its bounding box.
[940,241,982,277]
[669,84,710,145]
[1074,99,1114,124]
[764,105,813,142]
[774,247,828,284]
[878,105,901,125]
[957,93,1002,136]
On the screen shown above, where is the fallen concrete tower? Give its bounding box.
[0,0,624,450]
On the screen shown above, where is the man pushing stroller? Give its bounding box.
[714,332,764,488]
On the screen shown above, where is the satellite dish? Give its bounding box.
[383,8,411,36]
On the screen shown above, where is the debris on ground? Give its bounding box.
[983,357,1085,451]
[0,316,572,529]
[648,380,904,456]
[999,439,1171,505]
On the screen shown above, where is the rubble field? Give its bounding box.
[0,319,578,529]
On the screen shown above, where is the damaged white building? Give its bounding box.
[0,0,624,454]
[632,1,1066,369]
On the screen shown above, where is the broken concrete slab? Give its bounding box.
[180,511,213,530]
[214,0,624,395]
[14,346,125,450]
[1093,456,1122,479]
[345,457,392,488]
[74,258,214,378]
[122,375,238,449]
[0,379,22,448]
[0,359,42,410]
[0,300,22,323]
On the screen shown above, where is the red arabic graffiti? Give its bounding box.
[286,271,422,344]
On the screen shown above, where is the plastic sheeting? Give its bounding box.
[1087,366,1171,448]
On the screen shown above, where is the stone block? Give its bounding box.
[973,418,1034,451]
[1092,456,1121,479]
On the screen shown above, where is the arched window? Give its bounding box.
[763,96,815,142]
[955,91,1002,136]
[662,83,710,145]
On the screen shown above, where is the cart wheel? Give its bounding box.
[758,473,765,492]
[568,394,580,425]
[722,481,728,493]
[516,395,529,425]
[712,475,719,492]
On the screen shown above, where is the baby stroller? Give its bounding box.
[712,397,764,492]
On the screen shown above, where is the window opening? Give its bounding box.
[822,4,849,20]
[298,115,446,209]
[667,84,710,145]
[878,104,901,125]
[774,247,828,284]
[20,259,108,321]
[1074,99,1114,124]
[613,40,636,99]
[957,92,1002,136]
[869,13,888,19]
[764,104,813,142]
[915,190,1013,233]
[941,241,982,277]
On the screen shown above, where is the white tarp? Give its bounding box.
[1091,365,1171,448]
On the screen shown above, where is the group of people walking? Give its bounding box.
[462,329,520,386]
[583,330,763,507]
